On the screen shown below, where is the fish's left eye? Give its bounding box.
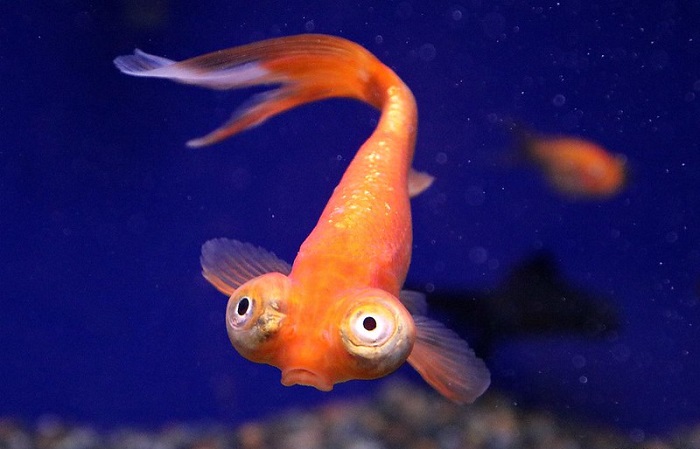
[340,295,415,376]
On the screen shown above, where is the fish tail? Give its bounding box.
[114,34,394,148]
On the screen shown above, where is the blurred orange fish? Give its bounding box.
[515,126,627,198]
[114,35,490,403]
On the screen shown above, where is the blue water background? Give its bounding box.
[1,0,699,436]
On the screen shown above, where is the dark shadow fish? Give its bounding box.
[410,251,620,358]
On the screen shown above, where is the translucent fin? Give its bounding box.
[398,290,428,316]
[200,238,291,295]
[186,87,328,148]
[408,168,435,198]
[407,316,490,404]
[114,49,272,90]
[114,35,380,146]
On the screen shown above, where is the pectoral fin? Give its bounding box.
[399,290,428,316]
[200,238,291,295]
[408,168,435,197]
[407,316,490,404]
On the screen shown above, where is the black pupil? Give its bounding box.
[362,316,377,331]
[237,297,250,316]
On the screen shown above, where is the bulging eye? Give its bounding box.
[348,312,394,346]
[227,295,255,329]
[340,291,416,378]
[224,273,290,359]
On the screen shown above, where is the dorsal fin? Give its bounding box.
[200,238,291,295]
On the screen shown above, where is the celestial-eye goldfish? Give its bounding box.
[515,126,627,198]
[114,34,490,403]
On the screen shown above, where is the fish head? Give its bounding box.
[271,287,416,391]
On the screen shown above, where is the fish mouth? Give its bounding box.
[281,368,333,391]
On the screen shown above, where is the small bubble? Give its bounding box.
[375,35,384,45]
[578,375,588,384]
[418,43,436,62]
[552,94,566,107]
[649,48,669,70]
[304,20,315,32]
[685,92,696,102]
[482,12,505,40]
[469,246,488,264]
[425,282,435,293]
[435,152,448,164]
[452,9,463,20]
[396,1,412,20]
[572,355,587,368]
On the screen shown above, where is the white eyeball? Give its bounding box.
[348,312,393,346]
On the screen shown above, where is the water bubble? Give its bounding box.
[482,12,506,40]
[396,1,413,20]
[572,355,587,368]
[419,43,437,62]
[552,94,566,107]
[469,246,488,264]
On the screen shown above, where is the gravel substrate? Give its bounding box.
[2,381,698,449]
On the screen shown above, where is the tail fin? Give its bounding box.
[114,34,387,148]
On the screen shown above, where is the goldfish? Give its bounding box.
[114,34,490,403]
[514,125,627,198]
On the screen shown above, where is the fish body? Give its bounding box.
[514,125,627,198]
[115,35,489,403]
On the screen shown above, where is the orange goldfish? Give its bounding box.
[515,126,627,198]
[114,35,490,403]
